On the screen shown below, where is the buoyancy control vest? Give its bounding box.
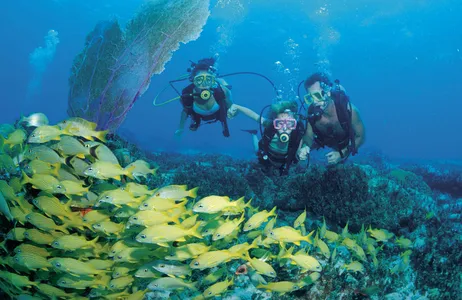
[258,121,305,176]
[180,84,230,137]
[307,89,357,157]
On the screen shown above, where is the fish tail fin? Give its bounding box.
[51,162,61,178]
[58,225,70,234]
[20,170,31,185]
[90,236,99,247]
[268,206,277,217]
[188,187,199,198]
[304,230,315,244]
[189,222,203,239]
[171,214,181,225]
[96,130,108,143]
[124,165,136,180]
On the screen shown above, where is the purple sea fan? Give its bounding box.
[68,0,211,132]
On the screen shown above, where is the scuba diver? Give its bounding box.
[175,57,236,137]
[298,72,366,165]
[231,101,308,176]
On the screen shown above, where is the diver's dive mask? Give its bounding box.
[193,74,216,88]
[303,82,331,106]
[273,118,297,130]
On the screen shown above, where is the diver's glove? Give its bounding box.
[227,104,239,119]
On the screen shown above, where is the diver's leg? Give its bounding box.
[252,134,259,153]
[189,113,201,131]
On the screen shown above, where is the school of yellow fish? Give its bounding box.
[0,113,414,299]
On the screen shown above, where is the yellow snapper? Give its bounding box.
[245,252,277,278]
[51,235,99,251]
[1,129,27,149]
[136,222,202,247]
[138,197,186,211]
[367,226,394,242]
[0,270,38,289]
[109,275,134,290]
[20,112,49,127]
[343,261,365,274]
[314,231,330,259]
[152,260,192,278]
[113,247,159,263]
[113,265,133,278]
[24,145,64,164]
[13,252,52,271]
[268,226,314,246]
[128,210,180,227]
[24,229,58,245]
[189,250,241,270]
[125,159,157,179]
[24,159,60,177]
[243,206,276,232]
[84,161,135,180]
[6,227,27,241]
[153,185,198,199]
[0,154,16,174]
[82,210,112,224]
[25,212,69,234]
[51,136,90,158]
[87,259,114,271]
[257,281,303,294]
[32,194,73,219]
[10,206,28,224]
[293,208,306,229]
[36,283,75,299]
[0,190,13,221]
[147,277,196,291]
[96,189,141,208]
[203,277,233,298]
[280,247,322,273]
[87,143,119,164]
[49,257,104,276]
[57,117,108,142]
[122,182,153,197]
[21,171,66,194]
[395,236,413,249]
[92,221,125,236]
[213,214,245,241]
[28,125,71,143]
[60,180,89,196]
[14,244,51,257]
[135,262,160,278]
[65,156,89,176]
[193,196,248,214]
[165,243,211,261]
[56,274,109,290]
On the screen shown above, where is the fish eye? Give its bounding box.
[270,271,274,275]
[216,234,221,238]
[154,284,158,287]
[208,292,212,295]
[56,262,61,267]
[160,264,165,268]
[14,257,19,261]
[26,216,31,220]
[143,204,148,207]
[52,242,59,246]
[16,249,21,253]
[198,204,203,208]
[133,217,138,220]
[105,196,110,199]
[156,193,160,197]
[60,280,66,285]
[88,167,93,171]
[270,232,274,235]
[110,284,114,288]
[144,269,148,272]
[94,224,100,227]
[56,185,62,189]
[117,255,122,259]
[141,234,146,239]
[194,262,199,266]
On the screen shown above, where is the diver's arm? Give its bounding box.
[233,104,266,124]
[351,104,365,149]
[175,110,188,135]
[297,123,314,161]
[339,104,365,156]
[221,85,233,109]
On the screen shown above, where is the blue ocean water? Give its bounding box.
[1,0,461,161]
